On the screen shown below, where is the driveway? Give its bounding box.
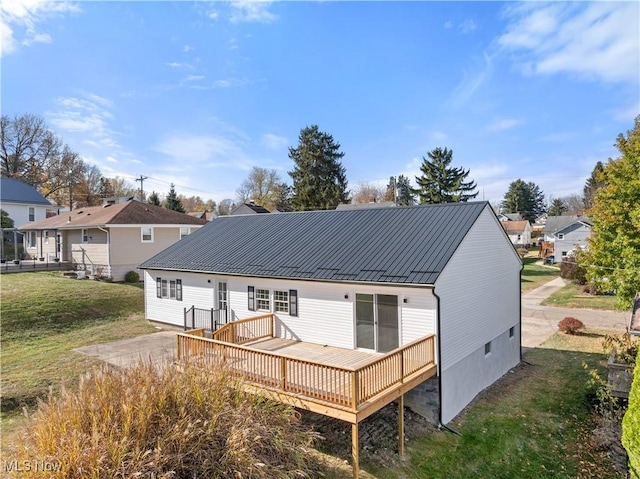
[522,277,628,348]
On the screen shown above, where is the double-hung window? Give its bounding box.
[180,227,190,239]
[274,290,289,313]
[156,277,182,301]
[141,227,153,243]
[256,288,270,311]
[44,231,49,244]
[82,229,89,243]
[28,207,35,222]
[27,231,37,248]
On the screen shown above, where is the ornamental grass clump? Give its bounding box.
[558,316,585,335]
[15,361,320,479]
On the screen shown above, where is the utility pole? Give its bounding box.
[135,175,148,202]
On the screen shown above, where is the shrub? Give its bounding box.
[558,316,584,335]
[559,248,587,285]
[622,352,640,478]
[604,332,639,365]
[16,362,320,478]
[124,270,140,283]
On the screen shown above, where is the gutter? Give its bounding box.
[432,288,446,430]
[97,226,110,276]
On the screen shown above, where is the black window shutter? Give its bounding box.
[289,289,298,317]
[176,279,183,301]
[156,278,162,298]
[248,286,255,311]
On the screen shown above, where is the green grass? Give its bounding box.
[358,329,621,479]
[521,255,560,293]
[1,272,155,447]
[542,283,618,310]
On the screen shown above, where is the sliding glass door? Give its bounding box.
[355,293,399,353]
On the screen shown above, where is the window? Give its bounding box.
[44,231,49,244]
[141,227,153,242]
[484,341,491,356]
[274,290,289,313]
[557,233,564,240]
[82,229,89,243]
[28,207,35,222]
[180,227,191,239]
[218,282,228,311]
[256,288,270,311]
[248,286,255,311]
[561,251,568,257]
[27,231,36,248]
[156,277,182,301]
[509,326,515,339]
[517,234,521,241]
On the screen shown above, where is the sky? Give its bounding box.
[2,0,639,206]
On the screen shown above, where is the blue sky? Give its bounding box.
[2,1,639,205]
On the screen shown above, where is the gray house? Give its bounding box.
[141,201,522,426]
[544,216,592,263]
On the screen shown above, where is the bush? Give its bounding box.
[558,316,584,335]
[16,362,320,478]
[559,248,587,285]
[622,353,640,478]
[124,270,140,283]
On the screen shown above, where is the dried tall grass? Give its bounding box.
[14,361,320,478]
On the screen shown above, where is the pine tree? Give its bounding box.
[548,198,567,216]
[583,161,606,210]
[164,183,185,213]
[288,125,349,211]
[147,191,161,206]
[414,147,477,204]
[501,179,545,222]
[384,175,416,206]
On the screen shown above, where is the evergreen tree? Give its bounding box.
[99,178,115,198]
[147,191,161,206]
[581,116,640,308]
[501,179,546,222]
[414,147,477,204]
[164,183,185,213]
[1,209,14,229]
[384,175,416,206]
[548,198,567,216]
[288,125,349,211]
[583,161,606,210]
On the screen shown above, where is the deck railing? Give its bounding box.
[176,321,435,413]
[212,313,274,344]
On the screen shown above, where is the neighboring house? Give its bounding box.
[0,177,53,229]
[18,200,207,281]
[336,201,396,210]
[188,211,217,221]
[230,203,270,215]
[498,212,523,222]
[544,216,592,263]
[140,201,522,425]
[501,220,533,247]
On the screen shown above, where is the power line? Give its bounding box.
[135,175,148,201]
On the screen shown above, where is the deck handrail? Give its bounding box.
[176,326,435,411]
[212,313,274,343]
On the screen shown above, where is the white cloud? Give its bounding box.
[486,118,523,132]
[448,51,494,108]
[106,156,118,163]
[154,133,253,171]
[1,0,80,56]
[184,75,205,82]
[165,61,188,69]
[261,133,287,150]
[229,1,277,24]
[443,20,453,29]
[207,11,218,21]
[611,102,640,123]
[498,2,640,84]
[459,19,477,34]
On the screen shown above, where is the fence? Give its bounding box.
[184,306,229,333]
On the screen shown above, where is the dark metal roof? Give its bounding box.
[0,178,52,206]
[140,201,489,285]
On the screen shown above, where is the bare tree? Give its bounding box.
[218,199,234,216]
[560,194,585,215]
[351,181,385,204]
[236,166,285,210]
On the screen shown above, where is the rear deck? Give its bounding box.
[176,314,437,477]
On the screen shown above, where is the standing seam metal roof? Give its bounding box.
[0,177,52,206]
[139,201,489,285]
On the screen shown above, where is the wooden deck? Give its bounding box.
[176,314,437,478]
[176,314,437,424]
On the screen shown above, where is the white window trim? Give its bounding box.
[484,341,491,356]
[256,288,270,312]
[180,227,191,239]
[82,228,89,243]
[274,290,289,314]
[44,231,49,244]
[28,207,35,222]
[557,233,564,240]
[141,227,154,243]
[27,231,37,248]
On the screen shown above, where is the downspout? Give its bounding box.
[97,226,110,278]
[433,287,463,436]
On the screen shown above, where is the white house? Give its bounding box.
[0,177,52,228]
[501,220,533,247]
[140,201,522,425]
[544,216,592,263]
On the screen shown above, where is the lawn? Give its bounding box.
[543,283,619,311]
[1,272,156,448]
[355,329,622,478]
[521,255,560,293]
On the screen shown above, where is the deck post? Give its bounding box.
[398,394,405,457]
[176,334,181,360]
[280,356,287,390]
[352,422,359,479]
[211,308,215,333]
